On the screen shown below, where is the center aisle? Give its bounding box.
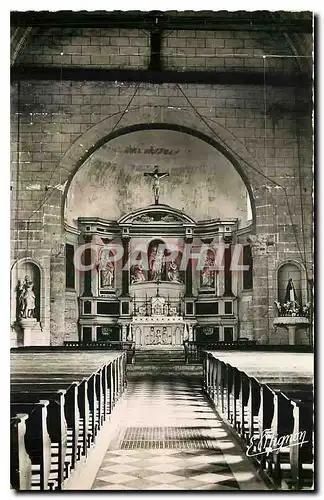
[91,375,268,491]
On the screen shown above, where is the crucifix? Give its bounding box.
[144,166,169,205]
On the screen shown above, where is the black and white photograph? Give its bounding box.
[9,4,314,492]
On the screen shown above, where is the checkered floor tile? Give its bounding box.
[91,375,268,491]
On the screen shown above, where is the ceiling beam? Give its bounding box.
[11,66,311,87]
[10,11,313,33]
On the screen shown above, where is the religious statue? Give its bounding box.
[131,261,146,283]
[149,245,165,281]
[156,329,162,345]
[100,261,114,288]
[167,261,181,283]
[284,278,297,303]
[144,166,169,205]
[201,252,215,287]
[18,275,36,319]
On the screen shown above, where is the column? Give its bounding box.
[288,325,296,345]
[248,234,274,344]
[185,238,193,296]
[122,237,130,296]
[224,244,233,296]
[121,324,127,342]
[50,244,66,345]
[127,323,133,341]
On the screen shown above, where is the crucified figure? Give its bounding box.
[144,166,169,205]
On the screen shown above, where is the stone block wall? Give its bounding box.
[16,28,150,69]
[161,29,299,72]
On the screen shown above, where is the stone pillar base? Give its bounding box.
[288,325,296,345]
[19,319,47,346]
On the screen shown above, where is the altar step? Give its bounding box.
[134,349,185,363]
[127,349,202,378]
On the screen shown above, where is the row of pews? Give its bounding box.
[10,349,127,491]
[184,340,313,364]
[203,350,314,490]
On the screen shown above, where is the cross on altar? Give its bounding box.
[144,166,169,205]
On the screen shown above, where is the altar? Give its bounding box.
[131,316,187,348]
[130,295,195,348]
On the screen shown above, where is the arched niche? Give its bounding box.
[278,262,303,304]
[11,259,41,322]
[200,248,217,290]
[147,239,167,281]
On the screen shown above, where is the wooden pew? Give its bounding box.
[246,376,262,443]
[269,385,313,489]
[10,350,127,490]
[12,369,110,461]
[10,401,51,490]
[202,351,314,490]
[231,370,261,443]
[10,413,32,491]
[11,379,81,467]
[11,389,67,490]
[289,397,314,490]
[229,367,241,431]
[62,341,135,365]
[267,389,295,486]
[11,375,98,471]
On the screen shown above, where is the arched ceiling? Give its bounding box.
[64,128,251,228]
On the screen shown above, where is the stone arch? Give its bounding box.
[59,106,259,227]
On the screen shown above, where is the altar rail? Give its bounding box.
[15,341,135,364]
[184,341,313,364]
[184,340,256,363]
[10,350,127,491]
[64,341,135,364]
[203,351,314,490]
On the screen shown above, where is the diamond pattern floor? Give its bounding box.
[91,375,268,491]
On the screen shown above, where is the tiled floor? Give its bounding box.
[91,375,268,491]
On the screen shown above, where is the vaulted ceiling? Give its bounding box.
[10,10,313,74]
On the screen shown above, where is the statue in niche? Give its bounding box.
[201,251,215,288]
[167,261,181,283]
[131,261,146,283]
[18,275,36,319]
[149,245,165,281]
[100,261,114,288]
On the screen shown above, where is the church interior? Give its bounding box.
[10,10,314,491]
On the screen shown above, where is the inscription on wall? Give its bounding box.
[123,145,180,156]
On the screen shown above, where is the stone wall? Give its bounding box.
[11,26,313,345]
